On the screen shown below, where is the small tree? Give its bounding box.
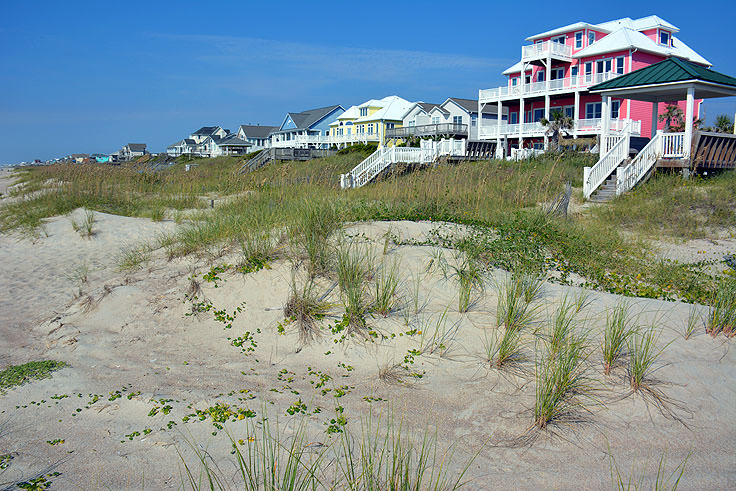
[658,104,685,131]
[714,114,735,134]
[540,109,574,152]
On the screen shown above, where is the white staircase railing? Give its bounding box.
[341,143,456,189]
[583,125,631,199]
[615,131,685,196]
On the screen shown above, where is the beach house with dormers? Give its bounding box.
[270,105,345,148]
[477,15,710,154]
[329,96,414,147]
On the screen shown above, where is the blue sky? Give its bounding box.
[1,0,735,163]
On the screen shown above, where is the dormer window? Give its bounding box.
[588,31,596,45]
[574,31,583,49]
[659,30,670,46]
[359,108,368,117]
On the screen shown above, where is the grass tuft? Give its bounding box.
[706,278,736,337]
[284,270,331,345]
[336,240,373,335]
[602,301,636,376]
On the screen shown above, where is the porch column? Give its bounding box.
[477,97,482,140]
[574,91,580,137]
[496,100,503,158]
[519,97,525,149]
[544,94,551,150]
[684,86,695,159]
[601,95,610,136]
[651,101,659,138]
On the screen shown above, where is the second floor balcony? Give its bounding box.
[521,40,573,62]
[478,118,642,139]
[385,123,468,139]
[479,72,622,102]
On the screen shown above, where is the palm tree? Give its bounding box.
[714,114,735,134]
[658,104,684,131]
[540,110,574,151]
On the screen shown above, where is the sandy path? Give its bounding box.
[0,217,734,489]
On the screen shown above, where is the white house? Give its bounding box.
[200,134,251,157]
[236,125,279,151]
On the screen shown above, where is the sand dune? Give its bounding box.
[0,212,734,489]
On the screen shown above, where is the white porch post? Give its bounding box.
[544,56,551,151]
[651,101,659,138]
[477,97,482,140]
[601,95,610,154]
[684,86,695,159]
[519,97,525,149]
[496,100,503,158]
[574,90,580,137]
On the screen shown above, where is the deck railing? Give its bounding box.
[385,123,468,139]
[479,72,622,102]
[478,118,641,139]
[521,40,572,60]
[583,123,632,199]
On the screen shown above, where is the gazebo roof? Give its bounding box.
[590,57,736,101]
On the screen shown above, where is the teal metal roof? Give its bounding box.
[590,57,736,91]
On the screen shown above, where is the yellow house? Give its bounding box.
[329,96,414,146]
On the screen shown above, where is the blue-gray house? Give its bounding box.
[270,105,344,148]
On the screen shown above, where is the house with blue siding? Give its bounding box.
[270,105,345,148]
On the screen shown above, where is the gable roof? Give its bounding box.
[192,126,222,136]
[526,22,602,41]
[353,96,413,123]
[238,125,278,139]
[284,105,344,130]
[574,28,710,66]
[127,143,146,152]
[527,16,680,42]
[217,134,251,147]
[590,57,736,92]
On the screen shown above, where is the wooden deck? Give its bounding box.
[690,131,736,169]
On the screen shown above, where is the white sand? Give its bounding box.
[0,215,734,489]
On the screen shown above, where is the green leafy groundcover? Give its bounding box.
[0,360,68,394]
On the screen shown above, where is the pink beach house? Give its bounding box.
[477,15,710,152]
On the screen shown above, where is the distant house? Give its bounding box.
[91,153,110,163]
[236,125,279,151]
[70,153,89,164]
[201,134,252,157]
[166,138,199,157]
[119,143,148,161]
[270,105,345,148]
[402,102,444,128]
[438,98,507,140]
[329,96,413,146]
[190,126,228,144]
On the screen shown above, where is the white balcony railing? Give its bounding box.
[479,72,622,102]
[521,40,573,61]
[478,118,642,139]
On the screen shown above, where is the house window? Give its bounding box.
[552,35,565,44]
[584,62,593,82]
[367,124,374,135]
[533,108,544,122]
[596,59,612,74]
[536,70,545,82]
[616,56,625,74]
[511,77,518,86]
[432,116,440,125]
[453,115,463,125]
[564,105,575,118]
[359,108,368,117]
[574,31,583,49]
[471,114,477,127]
[510,112,518,124]
[386,123,395,129]
[551,68,564,80]
[525,74,531,84]
[659,30,670,46]
[611,100,621,119]
[588,31,596,45]
[585,102,602,119]
[526,110,532,122]
[571,66,578,77]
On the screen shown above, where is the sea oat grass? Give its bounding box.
[628,327,664,392]
[706,278,736,337]
[602,302,636,376]
[284,272,331,345]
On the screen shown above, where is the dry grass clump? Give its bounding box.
[336,240,374,335]
[602,301,636,376]
[534,330,592,429]
[627,326,664,393]
[706,278,736,337]
[373,257,400,317]
[287,198,342,277]
[284,270,331,345]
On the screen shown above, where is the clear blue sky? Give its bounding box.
[1,0,735,163]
